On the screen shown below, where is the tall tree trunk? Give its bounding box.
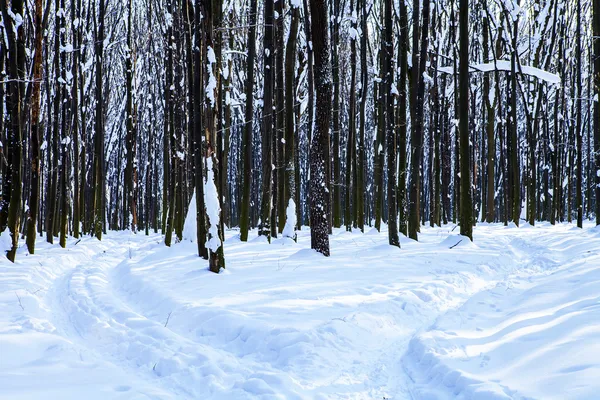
[595,0,600,225]
[510,2,521,225]
[93,0,106,240]
[483,11,495,223]
[275,0,286,234]
[284,1,300,238]
[384,0,398,246]
[59,0,69,248]
[125,0,137,232]
[194,0,207,258]
[26,0,44,254]
[309,0,332,256]
[260,0,275,241]
[164,0,176,247]
[205,0,225,272]
[0,0,25,260]
[239,0,258,241]
[408,0,430,240]
[397,0,408,235]
[345,0,357,232]
[356,0,367,232]
[331,0,341,228]
[459,0,472,240]
[576,0,583,228]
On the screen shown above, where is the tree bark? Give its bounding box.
[309,0,332,256]
[459,0,472,240]
[239,0,258,241]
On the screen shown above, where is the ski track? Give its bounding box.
[2,223,594,399]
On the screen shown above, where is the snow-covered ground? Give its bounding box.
[1,222,598,399]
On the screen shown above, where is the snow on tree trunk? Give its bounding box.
[282,199,297,240]
[183,192,197,242]
[204,157,222,254]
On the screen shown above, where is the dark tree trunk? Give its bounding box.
[408,0,430,240]
[595,0,600,225]
[0,0,25,260]
[239,0,258,241]
[345,0,357,232]
[194,0,207,258]
[260,0,275,241]
[384,0,398,246]
[356,0,367,233]
[459,0,472,240]
[26,0,44,254]
[284,1,300,238]
[309,0,332,256]
[93,0,106,240]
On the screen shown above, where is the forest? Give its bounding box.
[1,0,599,269]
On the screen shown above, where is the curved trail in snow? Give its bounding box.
[14,223,593,400]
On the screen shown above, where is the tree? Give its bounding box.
[345,0,357,232]
[239,0,258,241]
[384,0,398,246]
[408,0,430,240]
[576,0,583,228]
[331,0,341,228]
[356,0,368,233]
[26,0,45,254]
[283,0,300,239]
[275,0,285,234]
[397,0,409,236]
[309,0,332,256]
[205,0,225,272]
[595,0,600,226]
[482,8,495,223]
[0,0,25,261]
[260,0,275,242]
[194,0,208,258]
[93,0,106,240]
[459,0,472,240]
[125,0,138,233]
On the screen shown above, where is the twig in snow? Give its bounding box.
[15,292,24,310]
[331,317,347,322]
[74,239,82,245]
[449,239,463,249]
[451,225,458,232]
[164,311,173,327]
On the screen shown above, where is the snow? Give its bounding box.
[0,227,11,254]
[205,47,218,107]
[404,222,600,399]
[182,192,197,242]
[204,157,221,253]
[438,60,561,85]
[60,44,74,53]
[282,199,297,239]
[2,223,600,399]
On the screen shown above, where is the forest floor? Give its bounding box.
[1,221,599,399]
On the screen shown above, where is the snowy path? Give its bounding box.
[1,223,599,399]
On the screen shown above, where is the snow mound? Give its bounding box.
[0,227,12,254]
[440,234,478,249]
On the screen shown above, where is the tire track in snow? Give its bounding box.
[401,225,585,400]
[48,237,204,399]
